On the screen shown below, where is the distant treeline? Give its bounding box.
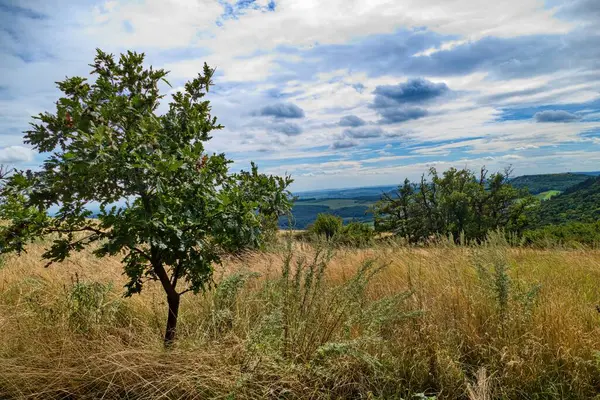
[281,171,600,242]
[372,166,534,243]
[510,172,591,194]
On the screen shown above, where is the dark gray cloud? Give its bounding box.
[272,122,303,135]
[270,28,600,82]
[338,115,367,127]
[255,102,305,118]
[274,29,451,79]
[376,107,428,124]
[534,110,581,123]
[368,78,443,124]
[343,126,384,138]
[331,139,358,149]
[373,78,449,104]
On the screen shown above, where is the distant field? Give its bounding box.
[535,190,561,200]
[295,198,374,209]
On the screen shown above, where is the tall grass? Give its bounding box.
[1,233,600,398]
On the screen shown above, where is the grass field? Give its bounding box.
[1,235,600,399]
[535,190,561,201]
[296,198,375,210]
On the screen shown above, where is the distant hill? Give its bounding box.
[295,185,396,200]
[573,171,600,176]
[511,173,591,195]
[534,176,600,226]
[281,172,600,230]
[279,201,372,229]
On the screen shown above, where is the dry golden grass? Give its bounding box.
[1,235,600,399]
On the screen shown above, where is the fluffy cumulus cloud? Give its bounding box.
[1,0,600,190]
[0,146,34,163]
[339,115,366,127]
[369,78,447,124]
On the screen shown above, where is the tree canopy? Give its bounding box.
[372,166,537,243]
[0,49,293,344]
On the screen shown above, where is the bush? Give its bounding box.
[309,213,343,239]
[335,222,375,247]
[522,221,600,248]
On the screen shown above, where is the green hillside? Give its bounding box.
[280,201,372,229]
[535,176,600,226]
[511,173,590,194]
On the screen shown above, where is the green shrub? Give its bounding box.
[245,240,419,364]
[209,271,260,336]
[335,222,375,247]
[67,278,121,333]
[309,213,343,239]
[522,221,600,248]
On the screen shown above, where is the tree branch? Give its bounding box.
[178,287,194,296]
[130,246,152,261]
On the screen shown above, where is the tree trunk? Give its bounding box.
[164,293,180,346]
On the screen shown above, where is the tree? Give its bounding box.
[372,166,537,243]
[309,213,343,239]
[0,49,293,345]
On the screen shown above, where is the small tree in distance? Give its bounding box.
[309,213,343,239]
[0,49,293,345]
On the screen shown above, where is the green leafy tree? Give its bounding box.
[0,49,293,344]
[309,213,343,239]
[336,221,375,246]
[373,166,537,243]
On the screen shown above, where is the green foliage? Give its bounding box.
[309,213,343,239]
[532,176,600,227]
[474,231,541,327]
[0,49,292,342]
[67,277,121,333]
[335,221,375,247]
[522,221,600,248]
[510,172,590,194]
[209,271,260,336]
[373,167,537,243]
[245,241,419,364]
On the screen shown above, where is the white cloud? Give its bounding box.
[1,0,599,191]
[0,146,34,164]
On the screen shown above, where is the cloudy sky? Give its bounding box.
[1,0,600,191]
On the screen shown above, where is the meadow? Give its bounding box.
[534,190,561,201]
[1,233,600,399]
